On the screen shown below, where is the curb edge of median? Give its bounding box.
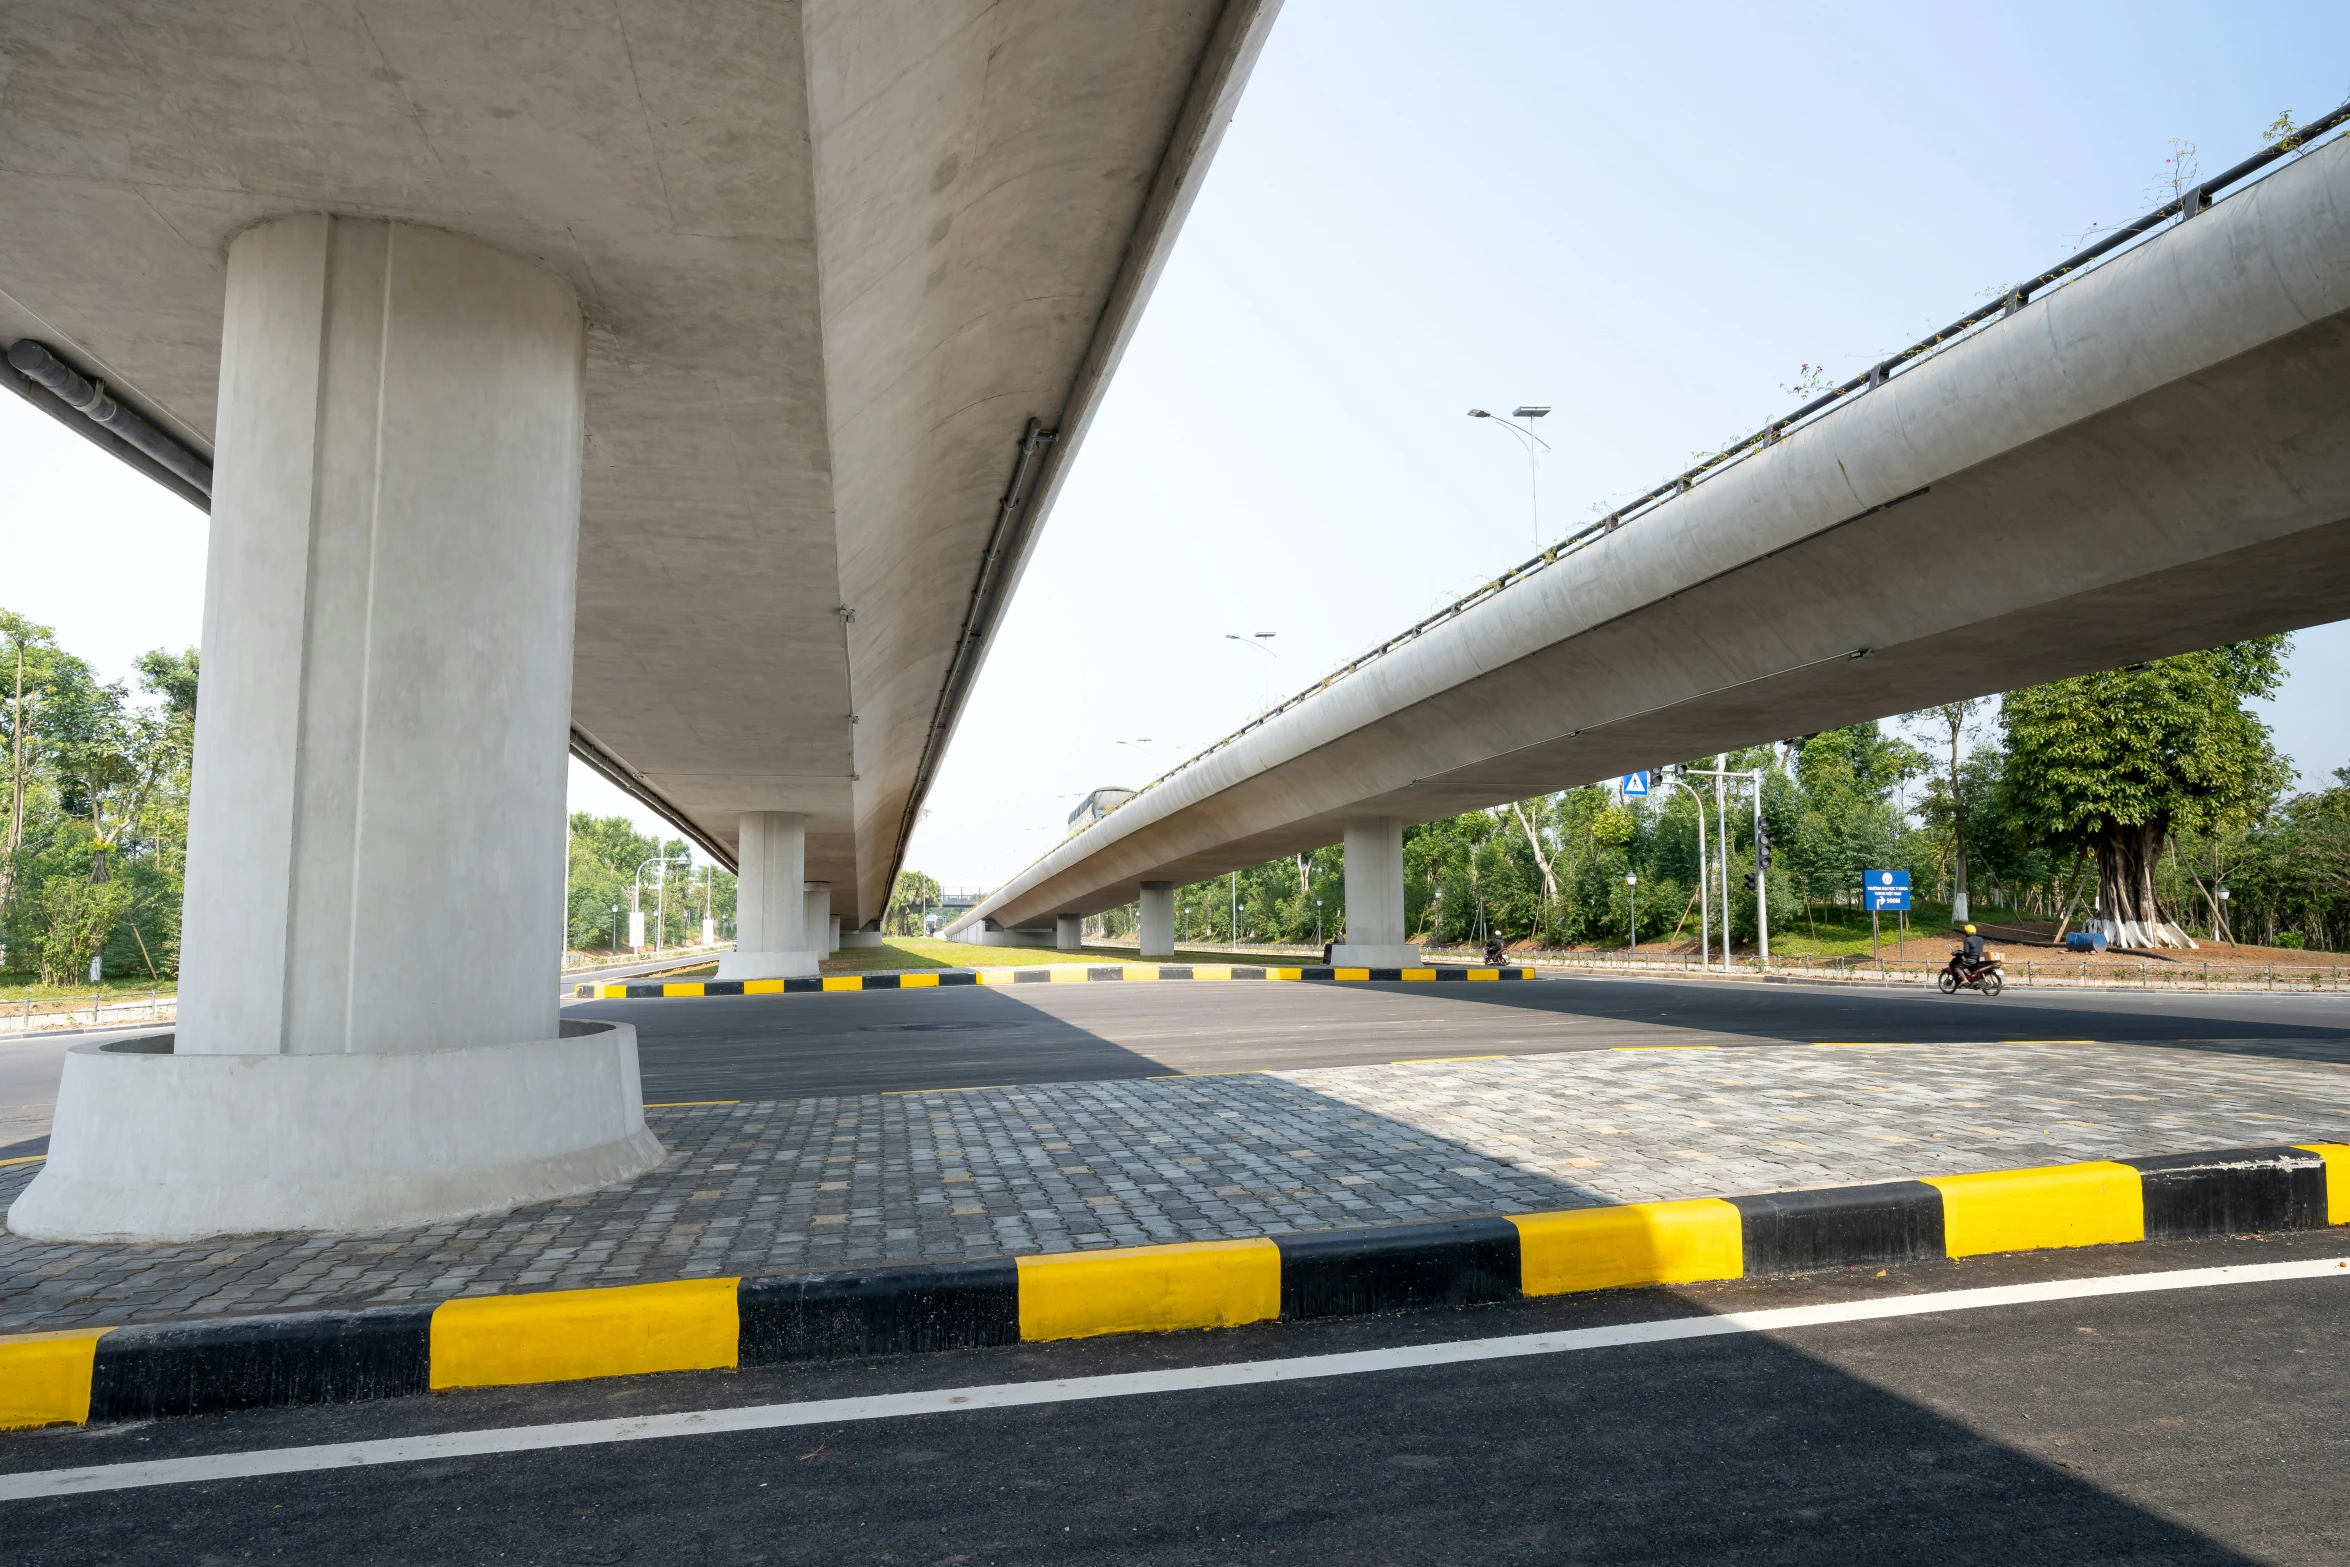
[6,1141,2345,1432]
[574,965,1536,1000]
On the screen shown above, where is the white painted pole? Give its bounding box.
[1752,770,1769,971]
[1715,755,1731,970]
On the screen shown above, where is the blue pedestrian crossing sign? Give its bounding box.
[1864,869,1911,911]
[1621,771,1650,797]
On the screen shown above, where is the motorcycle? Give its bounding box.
[1939,948,2004,996]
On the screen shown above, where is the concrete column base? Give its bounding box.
[1327,944,1423,968]
[714,948,822,980]
[1056,914,1084,950]
[6,1022,663,1243]
[840,931,885,948]
[969,925,1053,947]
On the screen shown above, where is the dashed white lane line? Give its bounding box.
[5,1257,2344,1500]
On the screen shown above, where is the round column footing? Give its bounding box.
[6,1020,663,1242]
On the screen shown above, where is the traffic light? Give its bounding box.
[1754,815,1773,870]
[1743,872,1757,893]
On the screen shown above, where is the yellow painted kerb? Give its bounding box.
[1016,1238,1281,1341]
[899,972,940,988]
[1925,1161,2143,1257]
[2299,1144,2350,1226]
[0,1327,111,1430]
[430,1277,739,1390]
[1512,1200,1743,1296]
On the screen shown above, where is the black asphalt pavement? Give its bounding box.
[572,971,2350,1103]
[7,1227,2347,1564]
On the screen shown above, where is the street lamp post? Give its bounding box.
[632,853,689,953]
[1656,764,1708,970]
[1626,872,1638,956]
[1224,633,1277,712]
[1468,405,1552,550]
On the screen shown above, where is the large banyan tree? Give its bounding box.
[2000,639,2289,949]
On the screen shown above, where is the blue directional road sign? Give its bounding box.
[1864,869,1912,911]
[1622,771,1650,797]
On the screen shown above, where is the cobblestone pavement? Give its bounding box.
[4,1036,2347,1331]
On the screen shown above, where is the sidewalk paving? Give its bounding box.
[3,1035,2346,1332]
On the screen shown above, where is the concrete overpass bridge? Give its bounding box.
[951,115,2350,964]
[3,2,1277,1241]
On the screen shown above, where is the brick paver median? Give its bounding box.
[3,1036,2345,1332]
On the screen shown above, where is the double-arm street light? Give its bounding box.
[1225,631,1277,712]
[1468,405,1551,550]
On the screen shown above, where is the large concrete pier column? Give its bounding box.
[1056,914,1084,950]
[10,215,662,1242]
[1331,817,1420,968]
[716,813,820,981]
[1139,882,1175,959]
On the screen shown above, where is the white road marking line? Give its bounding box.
[5,1257,2343,1500]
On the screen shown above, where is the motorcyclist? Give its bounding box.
[1484,931,1507,965]
[1958,924,1985,971]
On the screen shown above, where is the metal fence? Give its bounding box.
[1471,948,2350,993]
[1,991,177,1036]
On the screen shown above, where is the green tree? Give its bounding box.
[36,874,132,985]
[887,869,942,935]
[1999,640,2289,946]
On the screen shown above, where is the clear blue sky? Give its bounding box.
[4,1,2344,884]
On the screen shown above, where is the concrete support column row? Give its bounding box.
[715,813,820,981]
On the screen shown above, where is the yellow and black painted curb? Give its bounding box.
[576,963,1535,1000]
[7,1142,2344,1431]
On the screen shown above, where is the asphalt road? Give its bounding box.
[2,976,2341,1142]
[7,1227,2346,1565]
[570,971,2350,1103]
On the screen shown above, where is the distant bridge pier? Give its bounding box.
[801,885,835,963]
[1331,818,1421,968]
[717,813,822,982]
[1139,882,1176,959]
[1056,914,1085,950]
[10,216,663,1243]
